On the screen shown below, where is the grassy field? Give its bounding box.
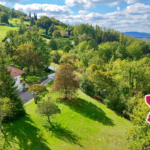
[9,18,30,26]
[0,26,18,42]
[0,18,30,42]
[0,81,133,150]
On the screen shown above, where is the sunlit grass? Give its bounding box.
[0,81,133,150]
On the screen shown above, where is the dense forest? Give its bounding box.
[0,4,150,148]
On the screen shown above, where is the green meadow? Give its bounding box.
[0,82,133,150]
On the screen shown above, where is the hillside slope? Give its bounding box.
[0,4,26,17]
[0,82,133,150]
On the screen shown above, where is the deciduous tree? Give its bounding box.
[52,30,61,38]
[0,11,9,24]
[28,84,48,104]
[127,98,150,150]
[52,63,79,101]
[36,96,60,126]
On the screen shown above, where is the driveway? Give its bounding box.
[18,91,34,104]
[19,67,56,104]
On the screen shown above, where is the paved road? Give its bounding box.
[48,65,57,71]
[19,65,56,104]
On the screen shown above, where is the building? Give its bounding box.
[8,66,26,92]
[25,16,31,20]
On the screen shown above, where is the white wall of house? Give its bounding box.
[14,75,23,92]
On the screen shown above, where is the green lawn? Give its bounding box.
[0,18,30,42]
[9,18,30,26]
[0,82,133,150]
[0,26,18,42]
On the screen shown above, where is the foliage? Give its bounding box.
[20,16,24,24]
[36,96,60,125]
[52,63,79,100]
[0,4,26,18]
[30,17,35,27]
[0,49,25,122]
[48,39,57,50]
[52,30,61,38]
[55,38,72,49]
[18,24,27,35]
[127,98,150,150]
[50,50,63,64]
[48,26,55,36]
[63,45,71,53]
[25,76,40,85]
[80,73,95,97]
[73,24,95,39]
[0,97,12,131]
[126,44,142,60]
[59,54,75,67]
[36,16,52,35]
[0,11,9,24]
[13,42,43,73]
[28,84,48,104]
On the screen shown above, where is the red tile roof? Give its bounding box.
[8,66,25,77]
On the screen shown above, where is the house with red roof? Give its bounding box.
[8,66,26,92]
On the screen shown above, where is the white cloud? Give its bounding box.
[65,0,149,8]
[14,3,150,33]
[14,3,73,15]
[78,10,89,14]
[117,6,120,10]
[0,1,6,5]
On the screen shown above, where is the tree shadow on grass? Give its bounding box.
[2,115,51,150]
[44,123,83,147]
[59,98,115,126]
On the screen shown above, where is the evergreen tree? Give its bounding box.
[34,13,37,20]
[29,12,31,18]
[0,49,25,122]
[35,14,38,20]
[11,8,14,18]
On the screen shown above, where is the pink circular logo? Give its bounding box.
[145,95,150,124]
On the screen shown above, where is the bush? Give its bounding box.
[40,34,51,39]
[25,76,40,85]
[63,45,71,53]
[80,74,95,97]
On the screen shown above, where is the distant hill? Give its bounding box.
[124,32,150,39]
[0,4,26,18]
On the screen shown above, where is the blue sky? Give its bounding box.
[1,0,150,33]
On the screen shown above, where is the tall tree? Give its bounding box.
[0,49,25,122]
[0,11,9,24]
[48,39,57,50]
[52,63,79,100]
[30,17,35,27]
[29,12,31,18]
[36,16,52,35]
[13,42,39,73]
